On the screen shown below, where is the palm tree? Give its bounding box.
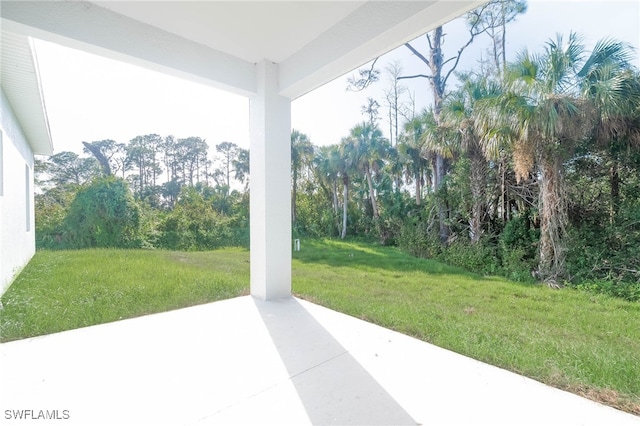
[578,39,640,221]
[385,145,404,195]
[291,129,314,226]
[492,32,624,282]
[344,123,388,219]
[440,77,502,243]
[313,145,341,216]
[233,147,250,193]
[421,108,458,242]
[337,141,352,239]
[400,110,431,205]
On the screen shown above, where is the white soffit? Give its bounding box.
[0,30,53,155]
[1,1,486,99]
[94,1,367,65]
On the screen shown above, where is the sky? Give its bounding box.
[33,1,640,157]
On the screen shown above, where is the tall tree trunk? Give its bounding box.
[332,179,339,215]
[538,153,567,284]
[139,157,144,198]
[469,147,487,243]
[292,167,298,225]
[434,153,449,242]
[500,0,507,76]
[82,142,112,176]
[428,27,450,242]
[165,155,171,183]
[388,108,393,147]
[152,149,157,188]
[341,176,349,239]
[609,158,620,224]
[365,164,379,218]
[332,178,340,236]
[415,169,422,205]
[500,158,508,222]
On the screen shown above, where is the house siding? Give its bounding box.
[0,88,36,296]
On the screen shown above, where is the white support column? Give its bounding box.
[249,60,292,300]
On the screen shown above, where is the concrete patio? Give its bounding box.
[1,296,638,425]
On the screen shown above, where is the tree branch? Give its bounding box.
[346,57,380,92]
[426,33,434,51]
[82,141,112,176]
[439,2,493,88]
[441,12,491,88]
[397,74,433,81]
[405,42,430,66]
[441,56,457,67]
[442,37,474,87]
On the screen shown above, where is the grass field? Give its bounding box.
[0,248,249,341]
[1,240,638,414]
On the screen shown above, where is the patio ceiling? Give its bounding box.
[1,1,484,99]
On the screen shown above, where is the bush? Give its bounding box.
[566,207,640,302]
[158,187,236,250]
[500,212,538,258]
[501,247,536,282]
[498,213,539,282]
[574,280,640,302]
[61,177,142,248]
[35,186,75,249]
[398,213,443,259]
[440,238,501,276]
[399,207,538,281]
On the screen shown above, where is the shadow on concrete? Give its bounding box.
[254,297,416,425]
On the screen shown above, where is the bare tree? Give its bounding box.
[399,1,522,242]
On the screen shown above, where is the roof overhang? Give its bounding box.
[1,29,53,156]
[1,1,485,100]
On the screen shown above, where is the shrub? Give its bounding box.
[61,177,142,248]
[498,212,538,281]
[35,186,75,249]
[440,238,501,276]
[574,280,640,302]
[158,187,235,250]
[398,214,443,259]
[501,247,536,282]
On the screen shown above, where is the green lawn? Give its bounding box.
[1,240,638,414]
[293,240,640,414]
[0,248,249,341]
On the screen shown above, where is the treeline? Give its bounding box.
[35,136,250,251]
[289,33,640,300]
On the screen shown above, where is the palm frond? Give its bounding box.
[578,37,635,79]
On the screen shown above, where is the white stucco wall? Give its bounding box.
[0,88,36,296]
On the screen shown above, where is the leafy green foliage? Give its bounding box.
[563,145,640,301]
[35,186,75,249]
[158,187,248,250]
[41,151,100,187]
[398,201,539,281]
[444,238,502,275]
[499,212,539,280]
[62,177,142,248]
[567,214,640,302]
